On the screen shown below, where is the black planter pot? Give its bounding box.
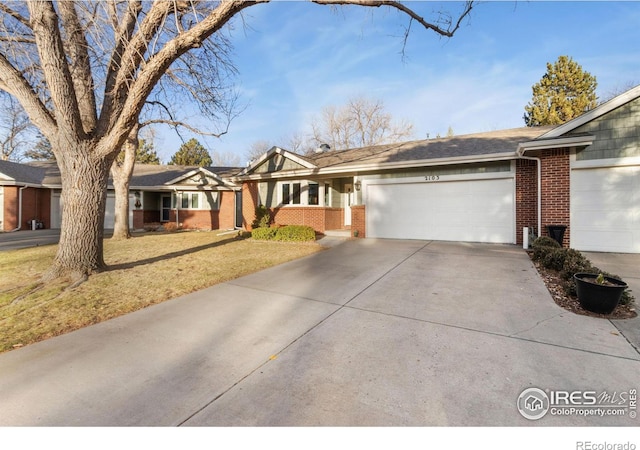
[574,273,628,314]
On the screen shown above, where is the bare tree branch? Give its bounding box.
[59,1,98,133]
[0,53,56,136]
[0,3,31,29]
[103,0,264,157]
[312,0,474,37]
[28,1,84,138]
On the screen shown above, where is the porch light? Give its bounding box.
[354,180,361,191]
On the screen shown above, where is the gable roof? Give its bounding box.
[0,160,242,190]
[238,146,317,177]
[236,127,553,180]
[0,159,49,185]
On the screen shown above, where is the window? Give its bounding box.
[292,183,301,204]
[309,183,319,205]
[279,181,325,206]
[175,192,201,210]
[281,182,301,205]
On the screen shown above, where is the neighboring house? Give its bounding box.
[0,161,242,232]
[236,84,640,254]
[2,85,639,253]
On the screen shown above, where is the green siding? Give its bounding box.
[253,154,306,173]
[257,181,278,208]
[575,97,640,160]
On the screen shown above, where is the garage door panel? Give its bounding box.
[367,178,514,243]
[571,166,640,253]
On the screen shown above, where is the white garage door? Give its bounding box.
[571,166,640,253]
[366,177,515,243]
[51,191,131,229]
[104,193,116,229]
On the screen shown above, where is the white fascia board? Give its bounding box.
[517,135,595,155]
[233,152,518,181]
[130,185,238,191]
[0,181,42,188]
[538,84,640,139]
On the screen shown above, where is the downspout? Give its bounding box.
[11,186,28,232]
[518,155,542,238]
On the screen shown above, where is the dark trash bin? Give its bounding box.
[547,225,567,246]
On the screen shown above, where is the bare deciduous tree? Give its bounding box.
[0,0,473,283]
[310,96,414,150]
[0,95,34,161]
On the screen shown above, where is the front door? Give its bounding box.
[343,183,352,226]
[161,195,171,222]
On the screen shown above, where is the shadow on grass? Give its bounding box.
[105,235,241,272]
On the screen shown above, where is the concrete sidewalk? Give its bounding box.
[0,240,638,426]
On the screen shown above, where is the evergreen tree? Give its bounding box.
[524,56,597,126]
[136,139,161,164]
[169,138,212,166]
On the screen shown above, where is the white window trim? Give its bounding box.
[277,180,325,207]
[172,191,220,211]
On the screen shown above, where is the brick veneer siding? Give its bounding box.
[539,148,571,247]
[217,191,236,230]
[132,210,144,229]
[132,191,235,231]
[515,159,538,245]
[242,182,259,230]
[2,186,51,231]
[271,207,343,233]
[241,181,345,233]
[351,205,366,238]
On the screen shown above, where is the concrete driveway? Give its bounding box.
[0,229,60,251]
[0,239,638,426]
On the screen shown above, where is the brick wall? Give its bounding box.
[218,191,236,229]
[167,209,219,230]
[351,205,366,238]
[1,186,51,231]
[2,186,18,230]
[539,148,571,247]
[515,159,538,245]
[271,207,343,233]
[242,182,259,230]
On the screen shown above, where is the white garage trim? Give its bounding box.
[363,172,516,244]
[571,164,640,253]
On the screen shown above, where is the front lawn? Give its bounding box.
[0,231,322,353]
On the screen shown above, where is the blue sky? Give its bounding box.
[153,1,640,164]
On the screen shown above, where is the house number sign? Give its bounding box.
[425,175,440,181]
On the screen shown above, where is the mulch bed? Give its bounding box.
[529,256,637,320]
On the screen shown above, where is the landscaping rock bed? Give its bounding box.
[531,257,637,320]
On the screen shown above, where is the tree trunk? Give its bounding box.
[44,141,113,282]
[110,127,138,240]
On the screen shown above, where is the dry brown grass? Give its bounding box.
[0,231,322,353]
